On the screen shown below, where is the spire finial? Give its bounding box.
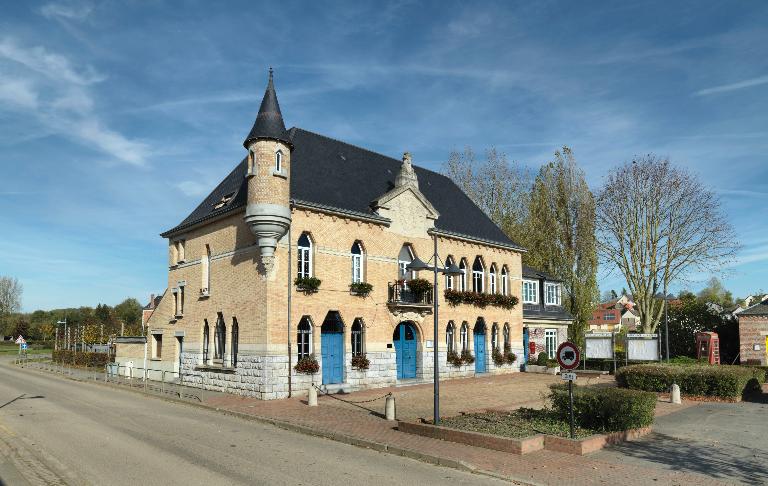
[269,66,273,81]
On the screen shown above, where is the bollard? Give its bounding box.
[670,383,681,404]
[308,385,318,406]
[385,395,396,421]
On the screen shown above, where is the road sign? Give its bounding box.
[556,341,580,370]
[15,336,26,344]
[561,372,577,381]
[21,343,27,350]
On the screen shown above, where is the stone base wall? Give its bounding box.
[180,347,522,400]
[739,315,768,365]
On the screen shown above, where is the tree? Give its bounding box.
[596,155,739,333]
[114,298,142,329]
[524,147,599,347]
[601,289,618,302]
[0,276,22,316]
[443,147,532,243]
[697,277,734,309]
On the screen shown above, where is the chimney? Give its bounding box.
[149,294,155,309]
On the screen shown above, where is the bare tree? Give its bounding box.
[596,155,739,332]
[443,147,532,243]
[0,276,22,316]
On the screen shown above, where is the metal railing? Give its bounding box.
[388,281,433,306]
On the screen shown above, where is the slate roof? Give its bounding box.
[739,303,768,316]
[162,129,522,250]
[242,69,291,148]
[522,265,561,282]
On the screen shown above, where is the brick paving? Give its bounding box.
[205,373,724,485]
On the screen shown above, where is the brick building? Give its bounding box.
[588,295,639,332]
[521,266,572,362]
[118,72,529,399]
[738,303,768,365]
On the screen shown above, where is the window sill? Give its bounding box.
[150,358,162,361]
[199,294,210,299]
[174,314,184,319]
[195,364,236,374]
[272,170,287,179]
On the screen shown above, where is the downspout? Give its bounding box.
[287,210,293,398]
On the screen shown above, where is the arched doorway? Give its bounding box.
[474,318,487,373]
[321,311,344,385]
[393,322,417,379]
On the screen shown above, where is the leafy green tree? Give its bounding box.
[114,298,142,329]
[697,277,734,309]
[524,147,598,347]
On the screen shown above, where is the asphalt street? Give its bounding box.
[0,361,508,486]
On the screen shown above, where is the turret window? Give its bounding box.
[275,150,283,173]
[297,233,313,278]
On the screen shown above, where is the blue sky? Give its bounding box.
[1,0,766,311]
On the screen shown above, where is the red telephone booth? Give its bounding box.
[695,332,720,364]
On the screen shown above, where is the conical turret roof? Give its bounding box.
[243,68,292,148]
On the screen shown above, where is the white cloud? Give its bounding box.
[0,37,104,85]
[39,1,94,22]
[0,77,38,108]
[73,120,149,167]
[695,75,768,96]
[175,181,210,197]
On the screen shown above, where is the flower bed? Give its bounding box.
[439,408,596,439]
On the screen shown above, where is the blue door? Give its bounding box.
[394,323,417,379]
[321,332,343,384]
[474,327,487,373]
[523,327,530,366]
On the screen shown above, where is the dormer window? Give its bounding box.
[545,283,562,306]
[213,192,234,210]
[522,279,538,304]
[275,150,283,173]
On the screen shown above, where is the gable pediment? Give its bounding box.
[371,186,439,238]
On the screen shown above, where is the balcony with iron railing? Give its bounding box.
[387,280,433,309]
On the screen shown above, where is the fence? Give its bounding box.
[15,355,206,403]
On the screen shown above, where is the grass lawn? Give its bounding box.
[0,342,52,355]
[438,408,597,439]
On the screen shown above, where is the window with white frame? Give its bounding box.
[445,256,455,290]
[351,242,363,283]
[297,233,312,279]
[446,321,455,353]
[522,280,538,304]
[489,264,497,294]
[472,256,484,293]
[459,259,467,291]
[501,266,508,296]
[297,316,312,360]
[398,245,414,281]
[460,322,469,352]
[351,318,364,357]
[545,329,557,358]
[545,283,561,306]
[275,150,283,173]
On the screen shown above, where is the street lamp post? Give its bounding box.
[406,233,463,425]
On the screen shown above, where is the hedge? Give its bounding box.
[52,350,111,368]
[549,385,656,431]
[616,364,765,399]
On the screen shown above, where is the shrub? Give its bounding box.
[549,384,656,432]
[294,354,319,374]
[460,349,475,364]
[351,354,370,370]
[503,343,517,365]
[52,350,110,368]
[443,289,519,309]
[743,364,768,383]
[492,348,504,366]
[616,364,765,399]
[447,350,463,367]
[536,352,549,366]
[294,276,321,292]
[349,282,373,296]
[668,356,709,366]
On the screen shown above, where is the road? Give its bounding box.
[0,361,508,486]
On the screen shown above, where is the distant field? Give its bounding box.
[0,342,52,355]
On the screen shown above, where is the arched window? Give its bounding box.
[472,256,484,293]
[489,264,497,294]
[297,233,312,279]
[460,322,469,353]
[202,244,211,294]
[351,242,363,283]
[214,312,226,362]
[398,244,414,281]
[446,321,455,353]
[248,149,256,174]
[351,318,364,357]
[503,323,510,350]
[202,319,210,363]
[297,316,312,360]
[459,258,468,292]
[501,266,509,296]
[275,150,283,172]
[492,323,499,351]
[445,256,455,290]
[231,318,239,367]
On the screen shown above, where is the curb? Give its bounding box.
[12,363,534,485]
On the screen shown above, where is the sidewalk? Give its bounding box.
[204,375,722,486]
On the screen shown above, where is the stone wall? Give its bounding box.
[739,315,768,364]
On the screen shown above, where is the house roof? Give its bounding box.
[521,265,561,282]
[242,69,291,148]
[162,129,522,250]
[739,303,768,316]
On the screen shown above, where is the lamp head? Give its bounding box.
[406,257,432,272]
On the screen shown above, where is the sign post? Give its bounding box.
[557,341,581,439]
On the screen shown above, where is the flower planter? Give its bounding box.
[526,364,560,374]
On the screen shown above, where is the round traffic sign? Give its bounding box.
[556,341,580,370]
